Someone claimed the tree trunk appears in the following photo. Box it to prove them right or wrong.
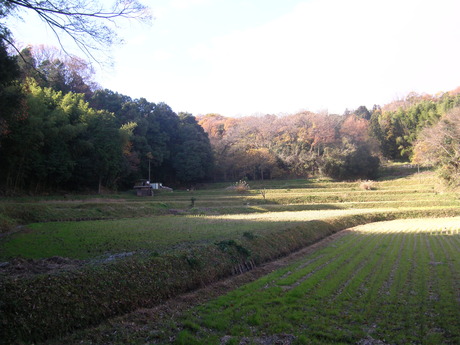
[98,176,102,194]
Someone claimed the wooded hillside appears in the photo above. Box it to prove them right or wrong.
[1,44,459,193]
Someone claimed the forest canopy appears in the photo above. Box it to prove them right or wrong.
[0,42,459,194]
[0,44,214,193]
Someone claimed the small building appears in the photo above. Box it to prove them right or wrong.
[133,180,155,196]
[150,182,163,189]
[133,180,171,196]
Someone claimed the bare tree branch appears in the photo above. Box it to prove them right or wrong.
[1,0,151,62]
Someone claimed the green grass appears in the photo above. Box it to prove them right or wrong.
[161,218,460,345]
[1,169,459,260]
[3,206,459,260]
[0,209,383,259]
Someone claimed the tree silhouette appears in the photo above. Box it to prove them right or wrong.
[1,0,150,61]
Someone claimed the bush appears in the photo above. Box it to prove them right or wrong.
[226,180,250,193]
[360,180,377,190]
[320,142,380,181]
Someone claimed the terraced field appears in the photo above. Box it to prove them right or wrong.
[0,208,425,260]
[1,168,460,344]
[1,170,459,262]
[167,217,460,345]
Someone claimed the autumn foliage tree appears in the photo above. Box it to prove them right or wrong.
[413,107,460,187]
[1,19,459,192]
[319,114,380,180]
[198,112,380,181]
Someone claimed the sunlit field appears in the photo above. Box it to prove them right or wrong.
[352,216,460,234]
[1,208,401,260]
[160,217,460,345]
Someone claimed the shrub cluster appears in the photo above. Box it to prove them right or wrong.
[321,141,380,181]
[360,180,377,190]
[226,180,250,193]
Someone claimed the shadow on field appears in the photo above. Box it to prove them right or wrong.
[246,203,344,212]
[377,165,431,181]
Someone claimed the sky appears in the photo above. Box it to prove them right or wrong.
[6,0,460,117]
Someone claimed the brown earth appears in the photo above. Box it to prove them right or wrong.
[0,256,84,278]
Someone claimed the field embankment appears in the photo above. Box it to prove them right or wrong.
[0,169,459,343]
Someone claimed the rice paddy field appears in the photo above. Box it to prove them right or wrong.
[1,170,459,262]
[1,166,460,344]
[166,217,460,345]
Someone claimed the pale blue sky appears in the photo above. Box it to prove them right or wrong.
[7,0,460,116]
